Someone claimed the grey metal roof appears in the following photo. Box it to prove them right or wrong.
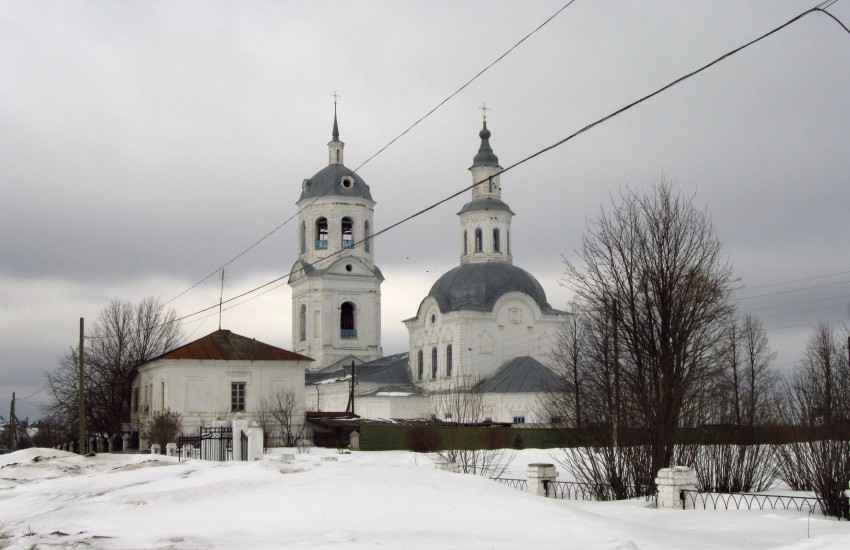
[471,122,499,167]
[299,164,373,201]
[426,262,556,314]
[479,356,561,393]
[306,352,411,385]
[458,198,514,215]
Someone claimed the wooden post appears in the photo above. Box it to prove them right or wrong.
[9,392,15,451]
[78,317,86,455]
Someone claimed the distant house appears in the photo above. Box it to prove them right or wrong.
[130,329,312,441]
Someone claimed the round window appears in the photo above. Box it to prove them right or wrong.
[430,313,436,325]
[341,176,354,189]
[345,264,353,272]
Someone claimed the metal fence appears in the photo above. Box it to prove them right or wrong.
[492,478,528,491]
[544,481,655,502]
[681,489,823,513]
[178,426,233,462]
[492,478,654,502]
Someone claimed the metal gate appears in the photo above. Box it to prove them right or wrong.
[178,426,233,462]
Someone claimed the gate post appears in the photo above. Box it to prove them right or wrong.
[232,416,249,461]
[655,466,696,509]
[246,421,264,460]
[527,463,557,497]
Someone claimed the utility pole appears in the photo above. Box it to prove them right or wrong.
[9,392,15,451]
[345,361,356,415]
[78,317,86,455]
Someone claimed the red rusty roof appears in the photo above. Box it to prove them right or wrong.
[154,329,313,362]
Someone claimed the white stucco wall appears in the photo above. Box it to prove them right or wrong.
[131,358,308,434]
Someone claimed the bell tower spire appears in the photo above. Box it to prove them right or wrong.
[328,91,344,165]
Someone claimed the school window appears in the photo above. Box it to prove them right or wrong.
[512,416,526,424]
[231,382,246,412]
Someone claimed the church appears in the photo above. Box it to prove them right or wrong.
[295,107,566,425]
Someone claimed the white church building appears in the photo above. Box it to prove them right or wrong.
[298,109,567,424]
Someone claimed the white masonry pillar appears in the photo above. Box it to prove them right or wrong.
[246,421,264,461]
[655,466,696,509]
[527,463,557,497]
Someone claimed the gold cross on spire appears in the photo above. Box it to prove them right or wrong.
[331,90,341,105]
[478,101,491,122]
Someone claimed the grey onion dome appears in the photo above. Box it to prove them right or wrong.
[472,121,499,167]
[299,164,373,201]
[426,262,555,314]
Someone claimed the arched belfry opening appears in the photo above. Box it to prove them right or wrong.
[340,301,356,339]
[316,217,328,249]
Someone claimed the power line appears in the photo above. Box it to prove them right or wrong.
[734,269,850,293]
[172,1,844,326]
[163,0,578,308]
[734,278,850,302]
[88,2,850,339]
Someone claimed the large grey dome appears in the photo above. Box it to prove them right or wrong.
[427,262,555,314]
[299,164,373,201]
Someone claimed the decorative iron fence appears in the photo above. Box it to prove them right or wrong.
[492,478,528,491]
[681,489,823,513]
[178,426,233,462]
[544,481,655,502]
[492,477,654,503]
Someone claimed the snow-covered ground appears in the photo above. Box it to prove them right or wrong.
[1,447,848,549]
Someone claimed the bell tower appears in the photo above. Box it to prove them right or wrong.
[288,103,383,370]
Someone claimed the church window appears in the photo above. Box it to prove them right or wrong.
[300,222,306,253]
[431,347,437,379]
[417,350,424,381]
[446,345,453,377]
[340,302,356,339]
[315,218,328,250]
[507,231,510,254]
[341,175,353,188]
[474,228,482,252]
[364,221,371,252]
[299,304,307,342]
[231,382,246,412]
[463,230,468,255]
[341,217,354,248]
[493,228,500,252]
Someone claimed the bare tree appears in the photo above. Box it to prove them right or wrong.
[44,297,182,438]
[776,323,850,518]
[432,376,515,477]
[564,181,735,483]
[257,388,305,447]
[142,409,182,451]
[717,314,779,426]
[542,304,586,427]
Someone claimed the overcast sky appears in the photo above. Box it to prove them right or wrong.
[2,1,849,422]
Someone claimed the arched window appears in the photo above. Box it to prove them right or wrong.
[431,347,438,379]
[417,350,424,381]
[446,345,453,377]
[507,231,511,254]
[463,230,468,255]
[299,304,307,342]
[340,302,356,339]
[300,222,306,253]
[364,220,371,252]
[315,217,328,250]
[474,228,483,252]
[341,217,354,249]
[493,228,500,252]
